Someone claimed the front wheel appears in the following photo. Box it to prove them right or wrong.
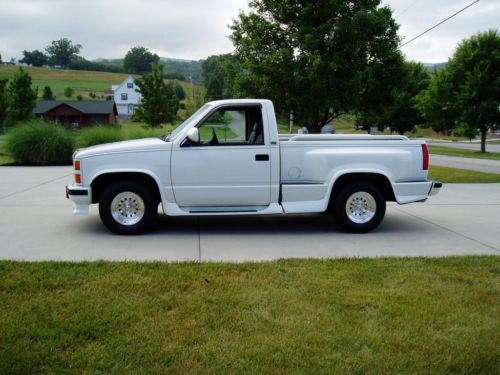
[333,183,386,233]
[99,180,157,235]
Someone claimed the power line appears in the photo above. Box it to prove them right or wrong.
[395,0,422,18]
[400,0,480,48]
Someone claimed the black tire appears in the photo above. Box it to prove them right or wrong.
[333,182,386,233]
[98,180,157,235]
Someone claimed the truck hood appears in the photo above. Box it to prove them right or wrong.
[75,138,171,158]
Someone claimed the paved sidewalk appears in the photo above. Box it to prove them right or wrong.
[0,166,498,262]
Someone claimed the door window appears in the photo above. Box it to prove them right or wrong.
[197,106,264,146]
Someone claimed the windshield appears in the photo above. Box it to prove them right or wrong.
[163,104,211,141]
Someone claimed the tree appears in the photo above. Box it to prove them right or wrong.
[8,68,37,122]
[19,50,48,67]
[450,30,500,152]
[123,47,159,74]
[0,79,9,128]
[230,0,403,132]
[416,68,459,136]
[64,87,74,98]
[383,61,430,135]
[172,82,186,101]
[201,54,238,100]
[42,86,55,100]
[133,63,179,127]
[45,38,82,68]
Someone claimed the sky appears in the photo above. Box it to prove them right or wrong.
[0,0,498,63]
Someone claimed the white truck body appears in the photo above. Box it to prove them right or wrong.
[67,99,441,234]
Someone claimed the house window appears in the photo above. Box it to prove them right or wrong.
[127,83,133,88]
[121,93,128,100]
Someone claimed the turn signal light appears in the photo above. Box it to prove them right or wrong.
[75,174,81,184]
[74,160,81,170]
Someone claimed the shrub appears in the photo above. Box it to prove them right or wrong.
[78,126,123,148]
[7,122,74,165]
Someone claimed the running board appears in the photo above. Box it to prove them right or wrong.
[163,202,284,216]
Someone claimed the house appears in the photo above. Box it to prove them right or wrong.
[108,75,141,119]
[33,100,118,126]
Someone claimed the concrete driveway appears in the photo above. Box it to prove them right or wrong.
[0,166,498,262]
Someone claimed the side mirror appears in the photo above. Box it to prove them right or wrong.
[186,128,199,143]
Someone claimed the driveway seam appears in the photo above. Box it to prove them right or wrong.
[392,206,500,253]
[0,173,72,200]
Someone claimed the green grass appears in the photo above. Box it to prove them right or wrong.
[429,165,500,183]
[0,257,498,373]
[0,65,195,100]
[429,146,500,160]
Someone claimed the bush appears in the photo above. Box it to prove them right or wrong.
[78,126,123,148]
[7,122,74,165]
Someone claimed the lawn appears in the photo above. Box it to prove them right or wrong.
[0,257,498,374]
[428,165,500,183]
[0,65,194,100]
[429,146,500,160]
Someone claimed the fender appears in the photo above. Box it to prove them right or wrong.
[89,168,172,211]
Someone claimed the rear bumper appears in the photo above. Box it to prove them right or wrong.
[66,185,92,214]
[393,180,442,204]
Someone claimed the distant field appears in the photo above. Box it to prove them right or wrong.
[0,65,194,100]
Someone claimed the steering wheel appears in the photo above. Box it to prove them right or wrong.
[209,127,219,145]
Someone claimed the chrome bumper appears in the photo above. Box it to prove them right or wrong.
[65,185,92,214]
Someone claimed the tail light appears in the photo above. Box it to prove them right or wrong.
[422,144,429,170]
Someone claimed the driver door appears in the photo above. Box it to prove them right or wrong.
[170,105,271,209]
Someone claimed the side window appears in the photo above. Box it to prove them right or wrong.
[121,93,128,100]
[197,106,264,146]
[127,82,133,88]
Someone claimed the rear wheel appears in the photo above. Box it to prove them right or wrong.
[334,183,386,233]
[99,180,157,235]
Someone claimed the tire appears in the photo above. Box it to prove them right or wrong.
[98,180,157,235]
[333,182,386,233]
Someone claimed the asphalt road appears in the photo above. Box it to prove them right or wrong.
[428,141,500,153]
[0,166,498,262]
[430,154,500,174]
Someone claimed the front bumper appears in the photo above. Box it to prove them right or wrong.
[66,185,92,214]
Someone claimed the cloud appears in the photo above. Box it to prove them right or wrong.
[0,0,497,62]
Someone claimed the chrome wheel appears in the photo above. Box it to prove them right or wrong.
[345,191,376,224]
[110,191,145,226]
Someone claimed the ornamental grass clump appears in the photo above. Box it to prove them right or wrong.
[77,125,123,148]
[7,122,74,165]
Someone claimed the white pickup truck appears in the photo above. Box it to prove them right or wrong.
[67,99,441,234]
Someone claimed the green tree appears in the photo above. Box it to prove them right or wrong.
[123,47,159,74]
[42,86,55,100]
[450,30,500,152]
[8,68,37,122]
[133,63,179,127]
[64,87,74,98]
[0,79,9,128]
[383,61,430,135]
[19,50,48,67]
[230,0,403,132]
[46,38,82,68]
[172,82,186,101]
[201,54,238,100]
[416,68,459,136]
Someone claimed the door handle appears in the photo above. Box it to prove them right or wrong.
[255,154,269,161]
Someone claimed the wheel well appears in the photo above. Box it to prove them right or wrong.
[91,172,162,204]
[329,173,395,209]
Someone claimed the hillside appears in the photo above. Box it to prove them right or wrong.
[0,65,195,100]
[96,57,203,84]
